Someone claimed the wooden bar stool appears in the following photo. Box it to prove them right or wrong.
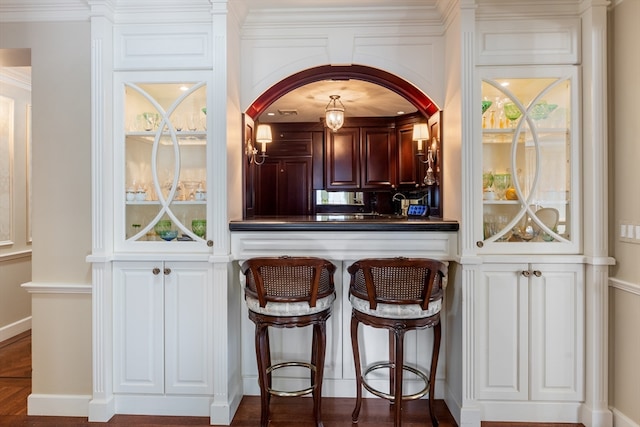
[242,256,336,427]
[347,257,447,427]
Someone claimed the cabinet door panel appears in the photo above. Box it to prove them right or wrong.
[255,161,280,215]
[361,127,396,188]
[326,127,360,189]
[165,262,213,394]
[530,263,584,401]
[397,124,420,186]
[114,262,164,394]
[475,264,528,400]
[280,158,312,215]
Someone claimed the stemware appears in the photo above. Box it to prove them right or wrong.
[503,102,522,128]
[492,173,511,199]
[481,100,492,115]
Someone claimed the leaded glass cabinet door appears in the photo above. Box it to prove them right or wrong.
[478,67,580,254]
[115,72,211,251]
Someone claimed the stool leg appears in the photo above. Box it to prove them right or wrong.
[350,312,363,422]
[312,322,327,427]
[393,328,406,427]
[389,330,396,403]
[428,321,441,427]
[255,322,271,427]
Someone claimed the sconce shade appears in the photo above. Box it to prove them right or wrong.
[255,124,273,152]
[412,123,429,152]
[325,95,345,132]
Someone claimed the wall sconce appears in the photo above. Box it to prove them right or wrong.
[325,95,345,132]
[247,124,272,165]
[413,123,437,185]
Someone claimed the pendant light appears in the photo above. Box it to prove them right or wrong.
[325,95,345,132]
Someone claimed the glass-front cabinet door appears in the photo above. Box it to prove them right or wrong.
[114,72,211,251]
[478,67,579,253]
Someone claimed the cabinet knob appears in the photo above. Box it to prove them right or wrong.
[207,240,214,247]
[164,268,171,275]
[152,267,161,275]
[522,270,531,277]
[476,241,484,248]
[533,270,542,277]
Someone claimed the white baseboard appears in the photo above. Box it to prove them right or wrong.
[612,408,640,427]
[88,396,115,422]
[210,392,243,425]
[27,394,91,417]
[0,316,31,343]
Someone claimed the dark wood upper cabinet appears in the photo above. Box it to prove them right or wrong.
[325,127,360,189]
[360,126,397,189]
[325,118,397,190]
[396,116,424,188]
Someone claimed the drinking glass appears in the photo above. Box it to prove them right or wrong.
[503,102,522,128]
[492,173,511,199]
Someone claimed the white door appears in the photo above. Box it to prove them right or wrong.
[164,262,214,395]
[114,261,165,394]
[475,263,529,400]
[529,263,584,401]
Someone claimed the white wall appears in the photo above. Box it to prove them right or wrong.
[0,64,32,341]
[609,1,640,425]
[0,21,93,401]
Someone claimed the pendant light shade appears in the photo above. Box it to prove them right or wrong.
[325,95,345,132]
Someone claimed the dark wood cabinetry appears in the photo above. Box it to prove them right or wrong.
[325,127,360,189]
[325,119,397,190]
[361,126,397,189]
[252,123,322,216]
[396,120,422,187]
[255,158,312,215]
[244,115,442,218]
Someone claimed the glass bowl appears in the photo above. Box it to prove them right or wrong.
[159,230,178,241]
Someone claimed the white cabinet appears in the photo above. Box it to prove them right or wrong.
[114,261,213,396]
[114,71,213,252]
[477,66,580,254]
[475,263,584,402]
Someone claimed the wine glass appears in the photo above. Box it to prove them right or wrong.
[492,173,511,199]
[503,102,522,128]
[481,100,492,115]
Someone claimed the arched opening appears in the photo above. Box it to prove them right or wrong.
[243,64,442,219]
[245,64,440,120]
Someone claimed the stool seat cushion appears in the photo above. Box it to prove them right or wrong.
[246,292,336,316]
[349,294,441,319]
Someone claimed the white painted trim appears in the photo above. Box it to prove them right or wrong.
[21,281,92,294]
[0,316,31,343]
[87,396,115,423]
[0,249,31,262]
[210,392,243,426]
[612,407,640,427]
[27,394,91,417]
[609,277,640,297]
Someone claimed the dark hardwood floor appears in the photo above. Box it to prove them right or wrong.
[0,332,584,427]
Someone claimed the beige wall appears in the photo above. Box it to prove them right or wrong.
[0,62,32,339]
[0,21,93,395]
[609,0,640,424]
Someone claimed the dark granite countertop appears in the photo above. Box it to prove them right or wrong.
[229,214,459,232]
